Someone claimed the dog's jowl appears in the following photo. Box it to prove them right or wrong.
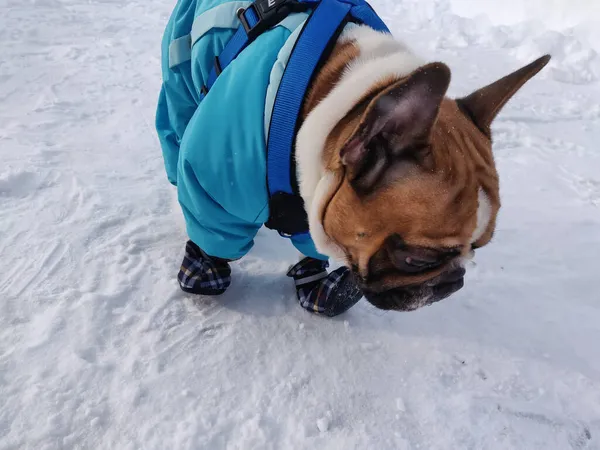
[156,0,550,315]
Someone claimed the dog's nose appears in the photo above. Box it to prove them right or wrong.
[361,266,467,311]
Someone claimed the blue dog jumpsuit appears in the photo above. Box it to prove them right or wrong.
[155,0,325,261]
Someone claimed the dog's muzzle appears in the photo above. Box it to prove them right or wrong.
[361,266,466,311]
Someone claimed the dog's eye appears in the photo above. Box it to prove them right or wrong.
[388,247,442,274]
[405,257,435,268]
[385,235,461,275]
[398,256,441,274]
[389,246,460,275]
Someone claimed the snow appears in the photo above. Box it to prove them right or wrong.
[1,0,600,449]
[316,413,332,433]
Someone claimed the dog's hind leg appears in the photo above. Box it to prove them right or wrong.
[177,241,232,296]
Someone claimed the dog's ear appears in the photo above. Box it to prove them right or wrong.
[457,55,551,137]
[340,62,451,194]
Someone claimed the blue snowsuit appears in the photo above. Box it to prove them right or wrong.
[155,0,326,260]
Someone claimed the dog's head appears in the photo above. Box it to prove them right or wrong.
[306,55,550,311]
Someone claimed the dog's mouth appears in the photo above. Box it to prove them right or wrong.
[360,266,466,311]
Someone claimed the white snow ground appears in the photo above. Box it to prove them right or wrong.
[1,0,600,448]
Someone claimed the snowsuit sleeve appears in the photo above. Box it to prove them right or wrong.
[176,147,262,261]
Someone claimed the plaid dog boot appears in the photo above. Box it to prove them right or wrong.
[178,241,232,295]
[287,257,363,317]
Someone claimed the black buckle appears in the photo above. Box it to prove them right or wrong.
[237,0,309,40]
[265,191,309,236]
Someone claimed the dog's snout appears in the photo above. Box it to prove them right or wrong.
[440,267,466,283]
[362,266,466,311]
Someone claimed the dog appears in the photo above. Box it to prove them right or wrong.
[156,0,550,315]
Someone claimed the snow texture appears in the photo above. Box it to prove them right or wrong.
[1,0,600,449]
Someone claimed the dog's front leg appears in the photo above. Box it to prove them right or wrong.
[287,258,363,317]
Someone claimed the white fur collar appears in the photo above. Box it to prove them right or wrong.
[295,26,424,261]
[472,188,492,243]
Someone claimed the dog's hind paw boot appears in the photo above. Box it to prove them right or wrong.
[287,257,363,317]
[178,240,231,296]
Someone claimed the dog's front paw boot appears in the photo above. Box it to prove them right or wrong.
[178,241,231,296]
[287,257,363,317]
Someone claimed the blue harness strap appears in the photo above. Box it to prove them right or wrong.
[266,0,389,237]
[201,0,389,237]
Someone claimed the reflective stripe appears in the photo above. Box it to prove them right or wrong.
[169,1,251,69]
[294,271,328,287]
[190,1,252,47]
[276,11,309,33]
[168,34,192,69]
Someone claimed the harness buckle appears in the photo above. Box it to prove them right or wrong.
[237,0,309,39]
[265,191,310,237]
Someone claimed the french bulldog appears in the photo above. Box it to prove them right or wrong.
[157,5,550,315]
